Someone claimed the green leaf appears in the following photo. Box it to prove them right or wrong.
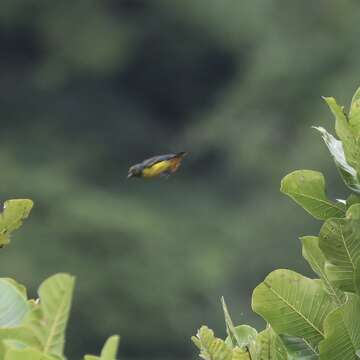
[254,326,287,360]
[319,204,360,292]
[322,97,352,145]
[349,86,360,130]
[4,348,56,360]
[0,199,33,247]
[222,297,257,352]
[322,96,360,174]
[313,126,360,194]
[100,336,120,360]
[84,336,120,360]
[24,273,75,356]
[252,269,335,351]
[192,326,250,360]
[280,334,318,359]
[301,236,346,305]
[280,170,345,220]
[319,294,360,360]
[225,326,257,351]
[222,297,239,347]
[0,278,30,327]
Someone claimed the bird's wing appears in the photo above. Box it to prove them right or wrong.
[141,153,178,168]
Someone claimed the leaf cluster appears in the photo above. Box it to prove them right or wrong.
[193,87,360,359]
[0,200,120,359]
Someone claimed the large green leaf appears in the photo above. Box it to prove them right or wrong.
[313,126,360,194]
[280,170,345,220]
[0,199,33,247]
[280,334,318,360]
[192,326,250,360]
[84,336,120,360]
[301,236,345,305]
[252,269,335,351]
[254,326,287,360]
[319,204,360,292]
[0,279,30,327]
[319,294,360,360]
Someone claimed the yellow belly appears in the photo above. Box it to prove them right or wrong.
[142,161,172,178]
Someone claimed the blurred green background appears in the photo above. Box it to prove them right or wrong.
[1,0,360,359]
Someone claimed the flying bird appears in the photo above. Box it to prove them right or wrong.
[127,152,187,179]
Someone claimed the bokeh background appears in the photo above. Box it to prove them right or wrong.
[1,1,360,359]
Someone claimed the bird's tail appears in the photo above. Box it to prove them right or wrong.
[176,151,188,157]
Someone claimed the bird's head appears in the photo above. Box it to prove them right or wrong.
[127,164,142,178]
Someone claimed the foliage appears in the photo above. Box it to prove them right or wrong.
[193,87,360,359]
[192,326,251,360]
[0,200,33,248]
[0,200,120,359]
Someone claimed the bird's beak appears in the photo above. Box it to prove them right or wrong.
[127,172,133,178]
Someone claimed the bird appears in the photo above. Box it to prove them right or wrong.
[127,152,187,179]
